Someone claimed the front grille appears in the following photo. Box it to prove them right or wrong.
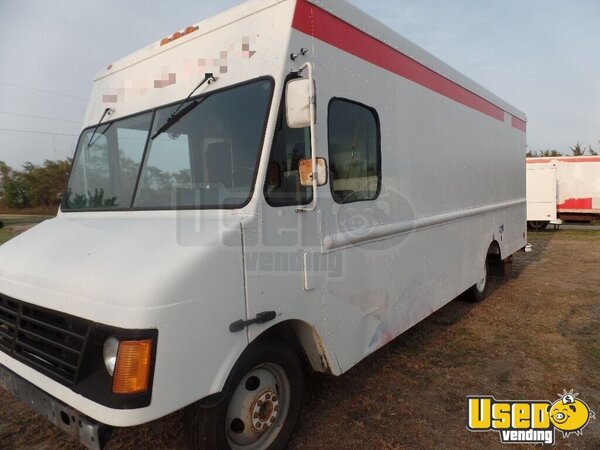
[0,293,91,385]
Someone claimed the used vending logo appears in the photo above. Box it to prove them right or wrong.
[467,390,595,444]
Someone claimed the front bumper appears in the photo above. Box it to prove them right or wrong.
[0,363,112,450]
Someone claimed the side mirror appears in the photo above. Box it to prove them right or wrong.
[285,78,312,129]
[299,158,328,187]
[0,221,3,229]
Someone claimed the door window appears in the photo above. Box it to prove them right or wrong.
[328,99,381,203]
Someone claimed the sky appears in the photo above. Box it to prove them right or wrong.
[0,0,598,169]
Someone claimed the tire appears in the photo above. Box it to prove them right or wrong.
[465,257,490,303]
[527,220,549,231]
[184,340,304,450]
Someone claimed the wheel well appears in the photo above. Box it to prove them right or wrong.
[487,240,502,263]
[252,320,333,375]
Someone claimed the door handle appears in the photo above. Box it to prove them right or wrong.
[229,311,277,333]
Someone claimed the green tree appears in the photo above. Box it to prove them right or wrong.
[0,159,71,210]
[24,160,71,207]
[0,161,12,202]
[526,149,562,158]
[569,141,586,156]
[2,171,29,209]
[539,149,563,157]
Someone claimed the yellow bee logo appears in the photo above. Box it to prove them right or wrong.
[549,390,595,438]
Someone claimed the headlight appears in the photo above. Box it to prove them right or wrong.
[103,336,120,376]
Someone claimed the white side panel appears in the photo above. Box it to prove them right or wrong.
[554,159,600,213]
[526,166,557,221]
[313,35,526,370]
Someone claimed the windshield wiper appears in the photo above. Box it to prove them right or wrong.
[151,72,217,140]
[151,98,203,140]
[87,107,113,147]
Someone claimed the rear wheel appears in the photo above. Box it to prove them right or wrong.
[466,257,489,302]
[527,220,549,231]
[184,340,303,450]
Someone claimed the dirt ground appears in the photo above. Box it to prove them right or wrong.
[1,230,599,450]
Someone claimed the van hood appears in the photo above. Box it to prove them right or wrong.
[0,213,245,325]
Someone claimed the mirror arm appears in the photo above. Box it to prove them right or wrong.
[296,61,319,213]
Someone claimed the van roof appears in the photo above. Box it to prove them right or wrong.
[95,0,286,82]
[96,0,526,121]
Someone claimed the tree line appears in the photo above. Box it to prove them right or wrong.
[0,159,71,212]
[526,141,599,158]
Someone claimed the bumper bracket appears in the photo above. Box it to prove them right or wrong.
[0,364,113,450]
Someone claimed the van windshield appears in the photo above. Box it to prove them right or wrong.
[63,79,273,211]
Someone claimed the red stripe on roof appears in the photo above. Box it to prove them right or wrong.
[512,116,526,132]
[560,157,600,163]
[527,157,600,164]
[292,0,520,127]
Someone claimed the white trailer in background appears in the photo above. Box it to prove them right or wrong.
[0,0,527,448]
[526,156,600,228]
[526,164,558,230]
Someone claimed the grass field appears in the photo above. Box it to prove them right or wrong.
[0,214,53,244]
[0,228,18,245]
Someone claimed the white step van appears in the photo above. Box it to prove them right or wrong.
[526,163,558,230]
[0,0,527,448]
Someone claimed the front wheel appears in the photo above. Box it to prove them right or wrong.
[184,340,304,450]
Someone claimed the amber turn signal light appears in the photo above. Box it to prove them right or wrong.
[112,339,152,394]
[160,25,199,46]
